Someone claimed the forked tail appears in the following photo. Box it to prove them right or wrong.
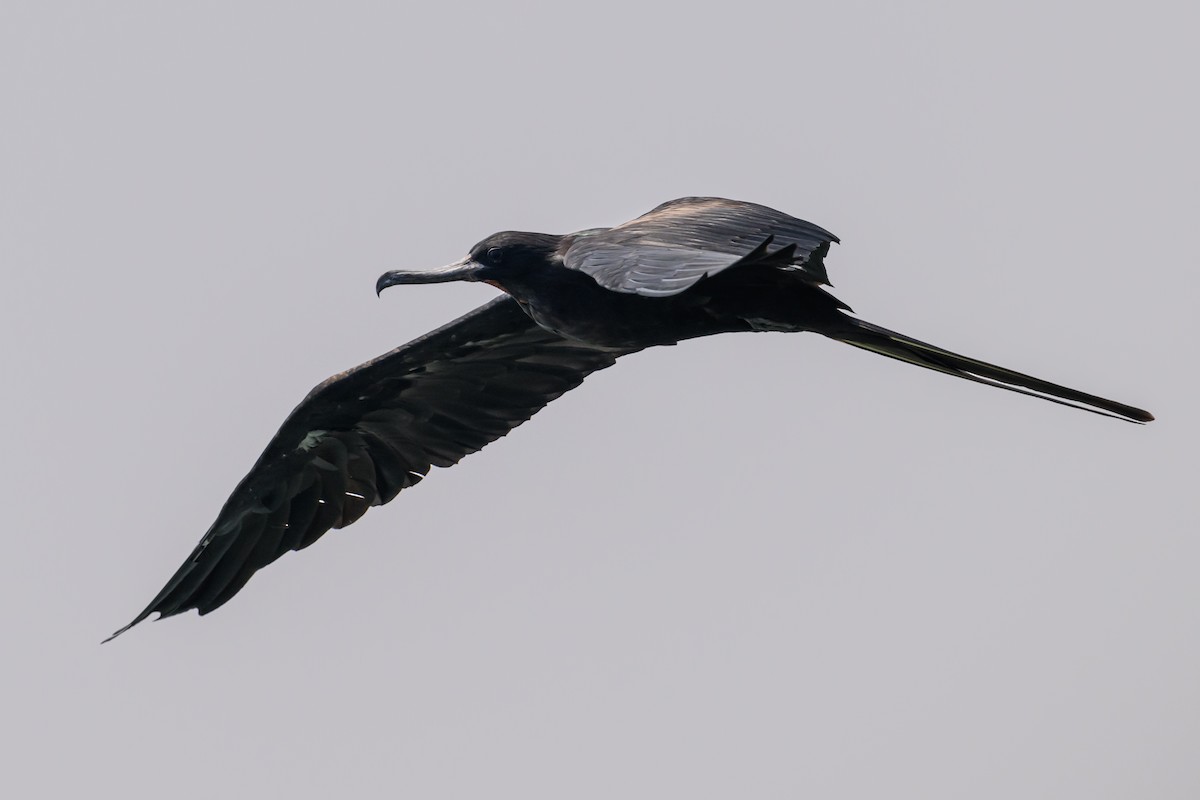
[827,318,1154,423]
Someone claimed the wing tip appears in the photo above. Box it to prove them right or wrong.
[102,611,156,643]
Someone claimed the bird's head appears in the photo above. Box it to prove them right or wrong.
[376,231,563,296]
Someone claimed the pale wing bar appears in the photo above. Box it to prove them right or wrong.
[564,197,839,296]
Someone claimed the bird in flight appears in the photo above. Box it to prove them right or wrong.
[107,197,1153,640]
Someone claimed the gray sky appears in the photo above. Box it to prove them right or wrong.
[3,2,1197,798]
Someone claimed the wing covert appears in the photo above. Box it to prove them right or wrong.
[563,197,839,297]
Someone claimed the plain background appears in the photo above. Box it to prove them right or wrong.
[3,2,1197,797]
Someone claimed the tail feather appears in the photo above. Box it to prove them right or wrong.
[829,318,1154,423]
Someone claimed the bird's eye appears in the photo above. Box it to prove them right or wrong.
[486,247,504,264]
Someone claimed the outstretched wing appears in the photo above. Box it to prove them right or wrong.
[563,197,839,297]
[108,297,632,639]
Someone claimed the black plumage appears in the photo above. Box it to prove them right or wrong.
[108,197,1152,640]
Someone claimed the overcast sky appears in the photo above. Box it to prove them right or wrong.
[3,2,1197,798]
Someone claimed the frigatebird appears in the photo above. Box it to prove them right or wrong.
[107,197,1153,640]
